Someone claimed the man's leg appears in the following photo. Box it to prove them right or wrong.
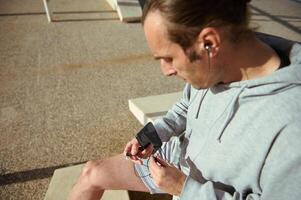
[68,154,149,200]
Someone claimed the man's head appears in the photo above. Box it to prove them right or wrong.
[142,0,253,89]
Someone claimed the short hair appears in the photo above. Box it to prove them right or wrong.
[142,0,253,51]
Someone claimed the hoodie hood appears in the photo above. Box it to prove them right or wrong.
[227,41,301,89]
[207,35,301,142]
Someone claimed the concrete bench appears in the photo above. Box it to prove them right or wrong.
[106,0,142,22]
[128,91,182,125]
[44,164,130,200]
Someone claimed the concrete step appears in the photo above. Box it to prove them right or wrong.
[44,164,130,200]
[128,92,182,125]
[106,0,142,22]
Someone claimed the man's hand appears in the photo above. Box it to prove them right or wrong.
[123,138,153,164]
[149,155,186,196]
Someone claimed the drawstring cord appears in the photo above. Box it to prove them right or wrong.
[216,85,247,142]
[195,89,209,119]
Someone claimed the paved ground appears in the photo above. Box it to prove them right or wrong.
[0,0,300,199]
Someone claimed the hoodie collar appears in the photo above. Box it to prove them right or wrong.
[207,38,301,142]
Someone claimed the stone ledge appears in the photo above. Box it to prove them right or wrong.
[44,164,130,200]
[128,92,182,125]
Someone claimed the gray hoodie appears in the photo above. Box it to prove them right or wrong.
[153,34,301,200]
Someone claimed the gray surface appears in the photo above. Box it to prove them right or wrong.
[0,0,300,199]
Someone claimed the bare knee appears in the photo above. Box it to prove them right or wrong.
[79,160,107,190]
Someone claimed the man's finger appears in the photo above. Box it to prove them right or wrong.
[125,154,143,164]
[131,143,140,156]
[138,145,153,158]
[153,155,169,167]
[145,144,154,154]
[131,157,143,165]
[149,156,165,174]
[123,142,132,156]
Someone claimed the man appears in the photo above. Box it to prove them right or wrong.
[68,0,301,199]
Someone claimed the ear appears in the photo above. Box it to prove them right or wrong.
[196,27,221,57]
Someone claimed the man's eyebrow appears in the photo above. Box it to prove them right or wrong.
[153,55,170,60]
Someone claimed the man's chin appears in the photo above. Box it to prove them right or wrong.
[191,85,202,90]
[190,83,210,90]
[180,79,208,89]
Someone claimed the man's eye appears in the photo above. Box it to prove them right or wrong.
[164,58,173,63]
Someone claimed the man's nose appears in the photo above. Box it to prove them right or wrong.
[160,60,176,76]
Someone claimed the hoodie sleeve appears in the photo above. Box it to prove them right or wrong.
[179,121,301,200]
[153,84,191,142]
[180,178,240,200]
[258,121,301,200]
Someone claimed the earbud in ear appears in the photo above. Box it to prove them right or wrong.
[204,43,212,52]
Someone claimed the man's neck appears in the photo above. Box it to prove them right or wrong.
[222,35,281,83]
